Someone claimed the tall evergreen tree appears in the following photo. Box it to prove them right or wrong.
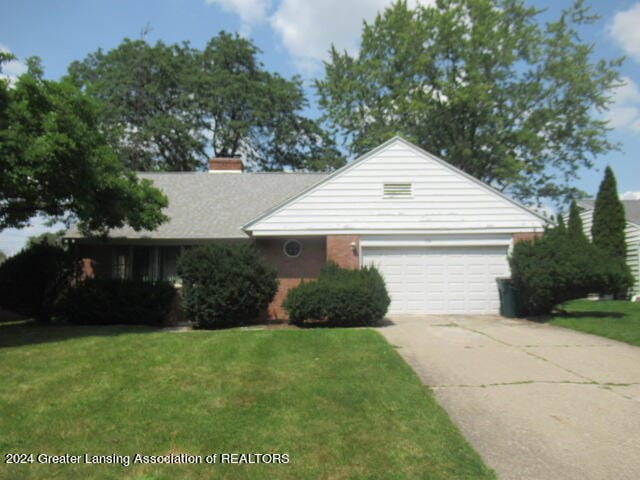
[567,201,588,244]
[592,167,626,260]
[555,215,567,235]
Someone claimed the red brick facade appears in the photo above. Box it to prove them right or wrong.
[326,235,360,269]
[75,235,361,322]
[256,237,327,319]
[208,158,243,172]
[512,232,543,243]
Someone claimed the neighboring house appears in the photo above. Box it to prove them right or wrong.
[575,199,640,300]
[66,137,547,318]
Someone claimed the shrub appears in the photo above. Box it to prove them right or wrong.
[55,279,176,325]
[0,242,78,322]
[177,243,278,328]
[510,225,633,316]
[283,262,390,327]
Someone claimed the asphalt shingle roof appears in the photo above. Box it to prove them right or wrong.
[66,172,328,239]
[579,199,640,225]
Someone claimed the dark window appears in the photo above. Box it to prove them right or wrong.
[132,246,153,281]
[160,246,181,282]
[283,239,302,258]
[112,247,130,279]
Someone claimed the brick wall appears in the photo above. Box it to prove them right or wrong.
[76,244,113,278]
[326,235,360,269]
[256,237,326,319]
[512,232,544,243]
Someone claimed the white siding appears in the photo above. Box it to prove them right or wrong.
[248,140,546,235]
[571,208,640,298]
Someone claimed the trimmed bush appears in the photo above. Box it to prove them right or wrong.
[510,225,633,316]
[177,243,278,328]
[55,279,176,325]
[0,242,78,322]
[283,262,390,327]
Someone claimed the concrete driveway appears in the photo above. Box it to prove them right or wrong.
[378,315,640,480]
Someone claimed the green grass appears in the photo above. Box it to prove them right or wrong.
[0,322,494,480]
[550,299,640,346]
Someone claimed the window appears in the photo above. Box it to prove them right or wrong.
[132,246,153,281]
[383,183,412,198]
[159,246,181,283]
[283,239,302,258]
[112,248,129,279]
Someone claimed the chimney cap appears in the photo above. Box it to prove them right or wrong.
[209,157,244,173]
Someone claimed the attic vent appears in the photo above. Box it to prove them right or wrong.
[383,183,412,198]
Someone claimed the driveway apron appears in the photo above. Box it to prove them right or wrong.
[378,315,640,480]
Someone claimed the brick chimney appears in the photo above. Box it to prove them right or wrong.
[208,157,244,173]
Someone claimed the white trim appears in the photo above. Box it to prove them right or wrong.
[243,136,549,232]
[250,227,541,237]
[360,239,512,248]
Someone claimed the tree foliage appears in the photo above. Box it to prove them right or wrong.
[68,32,345,172]
[510,222,633,315]
[27,229,67,248]
[592,166,626,260]
[0,58,168,234]
[56,279,176,325]
[316,0,622,203]
[567,200,588,245]
[177,243,278,328]
[0,243,79,322]
[283,263,390,327]
[68,39,204,171]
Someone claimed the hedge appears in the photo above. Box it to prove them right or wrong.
[283,262,390,327]
[177,243,278,328]
[55,278,177,325]
[510,225,633,316]
[0,242,78,322]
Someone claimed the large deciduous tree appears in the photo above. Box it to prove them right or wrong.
[316,0,622,204]
[68,33,344,172]
[0,56,168,235]
[68,39,204,171]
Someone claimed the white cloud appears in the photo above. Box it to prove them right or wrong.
[610,2,640,62]
[621,191,640,200]
[269,0,433,73]
[206,0,434,71]
[270,0,383,71]
[0,43,27,82]
[606,76,640,134]
[206,0,272,34]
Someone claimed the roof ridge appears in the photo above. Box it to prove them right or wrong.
[135,171,329,175]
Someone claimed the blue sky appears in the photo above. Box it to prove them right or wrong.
[1,0,640,254]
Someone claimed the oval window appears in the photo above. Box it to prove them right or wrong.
[283,239,302,258]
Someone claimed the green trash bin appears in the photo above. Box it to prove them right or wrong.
[497,278,521,318]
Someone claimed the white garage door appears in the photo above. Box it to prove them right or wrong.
[362,246,510,314]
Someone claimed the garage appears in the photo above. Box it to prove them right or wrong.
[362,245,510,315]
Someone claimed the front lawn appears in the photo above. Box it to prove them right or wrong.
[0,322,493,480]
[551,299,640,346]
